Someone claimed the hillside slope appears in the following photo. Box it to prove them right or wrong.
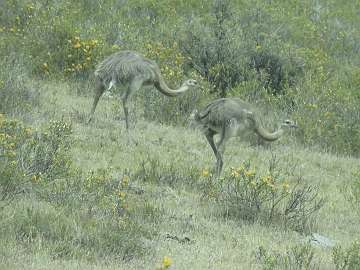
[1,81,359,270]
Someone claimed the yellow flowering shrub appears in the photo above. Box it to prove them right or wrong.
[63,36,102,76]
[221,161,324,232]
[0,115,31,207]
[0,116,74,209]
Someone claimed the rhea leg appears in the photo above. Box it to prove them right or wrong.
[217,119,238,153]
[205,129,223,177]
[88,79,105,123]
[121,76,144,130]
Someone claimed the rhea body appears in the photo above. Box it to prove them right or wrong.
[191,98,297,176]
[88,50,198,129]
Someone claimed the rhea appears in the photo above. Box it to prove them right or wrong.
[190,98,297,176]
[88,50,198,129]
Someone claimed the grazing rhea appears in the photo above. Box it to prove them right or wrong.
[88,50,198,129]
[190,98,297,176]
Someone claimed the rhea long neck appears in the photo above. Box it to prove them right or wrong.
[154,72,190,97]
[250,115,284,141]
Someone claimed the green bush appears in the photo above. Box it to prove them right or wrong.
[332,241,360,270]
[255,244,320,270]
[218,160,324,233]
[0,114,32,208]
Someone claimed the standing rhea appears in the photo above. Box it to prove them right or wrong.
[190,98,297,176]
[87,50,198,129]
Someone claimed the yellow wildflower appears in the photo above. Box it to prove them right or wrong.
[261,175,272,183]
[231,169,240,178]
[201,169,210,177]
[162,256,172,269]
[112,44,120,50]
[122,175,130,186]
[118,191,126,198]
[245,170,255,177]
[73,42,81,49]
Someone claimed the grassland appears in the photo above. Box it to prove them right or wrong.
[1,0,360,269]
[1,79,359,270]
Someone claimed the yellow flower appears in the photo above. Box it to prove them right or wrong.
[237,165,244,172]
[118,191,126,198]
[282,180,290,191]
[162,256,172,268]
[245,170,255,177]
[42,62,48,69]
[122,175,130,186]
[201,169,210,177]
[261,175,272,183]
[73,42,81,48]
[112,44,120,50]
[231,169,240,178]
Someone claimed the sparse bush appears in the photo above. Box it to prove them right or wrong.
[0,116,73,209]
[0,114,32,208]
[255,244,320,270]
[219,159,324,232]
[332,241,360,270]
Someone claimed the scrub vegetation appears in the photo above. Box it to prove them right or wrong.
[0,0,359,269]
